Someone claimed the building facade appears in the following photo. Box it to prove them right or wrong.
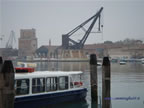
[18,28,37,58]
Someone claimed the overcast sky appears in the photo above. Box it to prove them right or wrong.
[1,0,144,48]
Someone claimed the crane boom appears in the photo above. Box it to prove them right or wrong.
[62,7,103,49]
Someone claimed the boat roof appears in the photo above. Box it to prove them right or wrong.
[15,71,83,79]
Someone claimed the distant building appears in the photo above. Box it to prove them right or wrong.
[35,45,59,58]
[35,44,105,59]
[18,28,37,57]
[84,44,105,58]
[0,48,18,59]
[35,43,144,60]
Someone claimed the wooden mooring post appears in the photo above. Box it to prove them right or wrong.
[0,57,15,108]
[102,57,111,108]
[90,54,98,105]
[0,57,3,108]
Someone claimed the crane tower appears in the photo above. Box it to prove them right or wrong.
[6,30,16,49]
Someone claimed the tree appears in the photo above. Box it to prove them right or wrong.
[104,41,113,44]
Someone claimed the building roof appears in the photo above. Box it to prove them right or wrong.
[84,44,122,49]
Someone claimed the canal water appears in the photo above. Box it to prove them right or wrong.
[21,62,144,108]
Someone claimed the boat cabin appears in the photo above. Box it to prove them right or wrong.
[15,71,84,97]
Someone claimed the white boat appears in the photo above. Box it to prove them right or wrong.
[97,62,102,66]
[14,68,87,108]
[119,61,126,65]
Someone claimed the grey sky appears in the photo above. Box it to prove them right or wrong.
[1,0,144,48]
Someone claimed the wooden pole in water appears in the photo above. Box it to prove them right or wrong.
[90,54,98,104]
[0,57,3,72]
[0,60,15,108]
[0,57,4,108]
[0,57,3,67]
[102,57,111,108]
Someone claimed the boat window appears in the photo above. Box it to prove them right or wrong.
[72,74,83,88]
[46,77,58,92]
[32,78,45,93]
[15,79,29,96]
[70,77,74,88]
[59,76,68,90]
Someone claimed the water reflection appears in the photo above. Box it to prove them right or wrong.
[36,62,89,71]
[42,100,89,108]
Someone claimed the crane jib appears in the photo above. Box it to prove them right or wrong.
[62,7,103,49]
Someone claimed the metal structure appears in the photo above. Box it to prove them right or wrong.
[6,30,16,48]
[62,7,103,49]
[0,35,4,47]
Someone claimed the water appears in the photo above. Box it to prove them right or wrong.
[18,61,144,108]
[111,63,144,108]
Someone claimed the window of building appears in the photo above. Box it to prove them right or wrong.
[59,76,69,90]
[15,79,29,96]
[32,78,45,93]
[46,77,58,92]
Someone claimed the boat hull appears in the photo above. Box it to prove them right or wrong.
[14,88,87,108]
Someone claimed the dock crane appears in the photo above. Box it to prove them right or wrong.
[62,7,103,49]
[6,30,16,49]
